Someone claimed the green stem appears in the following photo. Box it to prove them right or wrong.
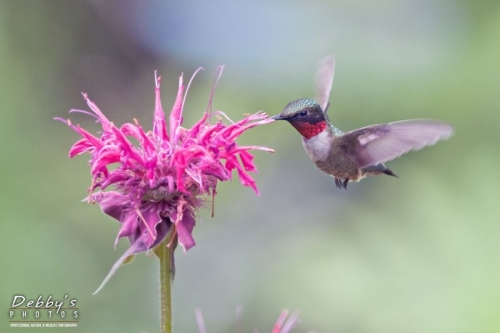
[159,236,175,333]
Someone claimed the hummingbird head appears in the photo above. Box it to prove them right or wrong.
[272,98,328,139]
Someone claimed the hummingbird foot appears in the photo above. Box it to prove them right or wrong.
[334,178,349,190]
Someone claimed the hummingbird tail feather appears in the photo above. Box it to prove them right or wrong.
[383,168,398,178]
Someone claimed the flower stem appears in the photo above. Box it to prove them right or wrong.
[158,235,175,333]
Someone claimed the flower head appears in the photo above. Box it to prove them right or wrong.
[57,68,273,293]
[272,310,301,333]
[195,309,303,333]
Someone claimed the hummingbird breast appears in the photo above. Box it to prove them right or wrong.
[301,129,333,162]
[302,127,361,181]
[303,131,361,181]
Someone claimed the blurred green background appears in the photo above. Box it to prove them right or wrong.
[1,0,499,332]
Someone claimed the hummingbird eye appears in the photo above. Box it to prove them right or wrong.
[298,110,308,118]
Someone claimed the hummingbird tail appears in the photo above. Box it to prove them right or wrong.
[383,168,398,178]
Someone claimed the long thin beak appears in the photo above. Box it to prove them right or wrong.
[271,114,284,120]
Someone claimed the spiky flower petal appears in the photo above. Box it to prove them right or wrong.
[195,309,303,333]
[57,68,273,292]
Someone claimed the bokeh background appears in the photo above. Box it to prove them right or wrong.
[1,0,499,332]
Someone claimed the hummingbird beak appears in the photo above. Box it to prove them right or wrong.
[270,114,285,121]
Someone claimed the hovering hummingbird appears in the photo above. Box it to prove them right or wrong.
[272,55,454,189]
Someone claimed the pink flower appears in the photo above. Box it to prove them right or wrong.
[196,309,303,333]
[57,68,273,293]
[272,310,301,333]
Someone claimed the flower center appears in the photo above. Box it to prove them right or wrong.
[143,185,177,202]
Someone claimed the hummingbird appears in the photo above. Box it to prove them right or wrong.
[271,55,454,189]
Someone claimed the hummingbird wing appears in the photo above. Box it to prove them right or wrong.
[314,54,335,114]
[342,120,454,168]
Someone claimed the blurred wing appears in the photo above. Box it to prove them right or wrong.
[314,54,335,113]
[344,120,454,168]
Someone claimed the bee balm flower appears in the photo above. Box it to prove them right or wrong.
[57,68,273,292]
[196,309,302,333]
